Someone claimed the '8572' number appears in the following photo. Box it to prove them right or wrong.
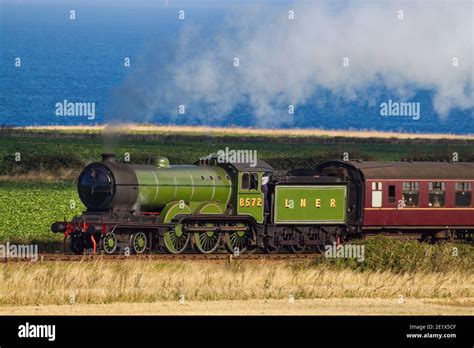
[239,197,262,207]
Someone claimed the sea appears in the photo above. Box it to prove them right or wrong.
[0,1,472,134]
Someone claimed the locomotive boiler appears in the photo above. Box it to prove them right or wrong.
[77,153,232,212]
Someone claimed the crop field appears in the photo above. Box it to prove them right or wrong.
[1,127,474,181]
[0,181,83,245]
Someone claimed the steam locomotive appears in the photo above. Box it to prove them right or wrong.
[52,154,474,254]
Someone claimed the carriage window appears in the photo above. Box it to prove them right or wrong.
[402,182,419,207]
[429,182,445,207]
[455,182,472,207]
[388,185,396,203]
[371,181,382,207]
[249,173,259,191]
[372,182,382,190]
[241,173,250,190]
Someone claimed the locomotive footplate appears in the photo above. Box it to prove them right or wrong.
[183,225,249,232]
[173,214,259,233]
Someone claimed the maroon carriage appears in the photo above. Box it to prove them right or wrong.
[318,161,474,240]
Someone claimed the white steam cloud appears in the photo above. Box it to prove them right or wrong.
[108,0,474,127]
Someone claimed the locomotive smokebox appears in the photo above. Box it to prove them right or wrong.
[77,156,139,211]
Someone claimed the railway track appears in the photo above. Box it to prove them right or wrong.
[0,252,320,263]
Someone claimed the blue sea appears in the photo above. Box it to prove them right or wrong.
[0,1,473,134]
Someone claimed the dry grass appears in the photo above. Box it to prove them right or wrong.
[21,124,474,140]
[0,169,75,182]
[0,260,472,307]
[321,236,474,273]
[1,298,472,316]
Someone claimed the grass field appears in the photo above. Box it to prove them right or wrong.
[0,259,471,310]
[2,126,474,180]
[0,235,471,315]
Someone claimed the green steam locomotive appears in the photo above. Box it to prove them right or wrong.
[52,153,350,254]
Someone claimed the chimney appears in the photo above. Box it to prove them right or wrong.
[101,153,116,162]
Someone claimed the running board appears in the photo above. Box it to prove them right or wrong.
[183,226,249,232]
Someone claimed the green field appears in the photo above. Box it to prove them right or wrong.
[2,128,474,178]
[0,181,84,245]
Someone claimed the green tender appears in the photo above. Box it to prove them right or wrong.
[274,185,347,224]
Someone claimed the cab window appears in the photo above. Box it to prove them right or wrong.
[241,172,259,191]
[241,173,250,190]
[249,173,259,190]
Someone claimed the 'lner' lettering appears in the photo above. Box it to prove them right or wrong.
[285,197,338,208]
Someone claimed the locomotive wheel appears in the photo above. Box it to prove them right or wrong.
[264,231,281,254]
[290,230,307,254]
[102,232,117,254]
[264,242,280,254]
[290,244,307,254]
[316,245,327,253]
[164,224,190,254]
[192,202,224,254]
[225,223,249,254]
[316,234,338,253]
[130,232,147,254]
[194,223,221,254]
[162,201,192,253]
